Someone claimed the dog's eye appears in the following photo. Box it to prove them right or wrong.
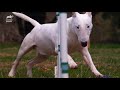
[76,25,80,29]
[77,26,79,29]
[87,25,90,28]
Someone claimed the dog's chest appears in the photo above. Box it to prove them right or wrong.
[67,33,79,53]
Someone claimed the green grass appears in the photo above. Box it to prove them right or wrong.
[0,42,120,78]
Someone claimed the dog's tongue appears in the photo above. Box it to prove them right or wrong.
[81,42,87,47]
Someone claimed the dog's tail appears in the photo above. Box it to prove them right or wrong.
[12,12,40,27]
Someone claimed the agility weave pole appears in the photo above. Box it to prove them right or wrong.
[55,12,69,78]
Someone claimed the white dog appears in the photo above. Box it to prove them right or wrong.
[8,12,104,78]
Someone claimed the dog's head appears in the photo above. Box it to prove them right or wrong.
[71,12,93,47]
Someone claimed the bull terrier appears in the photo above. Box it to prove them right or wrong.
[8,12,104,78]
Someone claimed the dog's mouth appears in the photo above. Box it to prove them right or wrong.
[81,42,87,47]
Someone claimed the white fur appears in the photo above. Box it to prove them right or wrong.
[8,12,103,78]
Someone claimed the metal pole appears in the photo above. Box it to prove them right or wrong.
[55,12,69,78]
[59,12,68,78]
[56,12,61,78]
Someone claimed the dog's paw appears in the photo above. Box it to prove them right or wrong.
[27,71,33,78]
[8,70,16,77]
[96,75,110,78]
[100,75,110,78]
[8,72,15,77]
[69,62,78,69]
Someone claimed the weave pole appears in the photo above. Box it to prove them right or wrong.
[55,12,69,78]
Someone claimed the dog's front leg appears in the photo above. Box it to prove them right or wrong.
[80,47,103,77]
[67,55,78,69]
[55,45,77,69]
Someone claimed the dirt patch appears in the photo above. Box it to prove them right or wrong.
[0,61,26,68]
[0,62,11,67]
[35,60,56,71]
[0,53,16,57]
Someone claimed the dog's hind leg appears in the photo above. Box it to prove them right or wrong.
[8,35,35,77]
[26,54,48,77]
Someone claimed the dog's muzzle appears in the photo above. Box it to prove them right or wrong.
[81,42,87,47]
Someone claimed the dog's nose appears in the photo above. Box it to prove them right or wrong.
[81,42,87,47]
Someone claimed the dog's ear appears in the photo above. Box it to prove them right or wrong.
[72,12,77,17]
[86,12,92,17]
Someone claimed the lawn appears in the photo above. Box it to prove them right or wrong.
[0,42,120,78]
